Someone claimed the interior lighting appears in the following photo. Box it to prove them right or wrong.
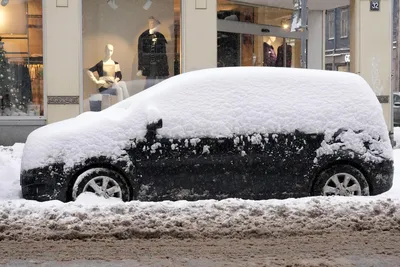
[107,0,118,9]
[282,19,290,30]
[143,0,152,10]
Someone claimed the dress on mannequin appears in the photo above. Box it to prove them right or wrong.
[137,17,169,89]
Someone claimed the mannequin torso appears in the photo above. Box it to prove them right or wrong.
[87,44,122,90]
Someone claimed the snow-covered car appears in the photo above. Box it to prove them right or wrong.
[20,67,394,202]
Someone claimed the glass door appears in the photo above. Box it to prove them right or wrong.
[218,32,301,68]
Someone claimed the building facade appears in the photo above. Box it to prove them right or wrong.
[0,0,394,145]
[325,5,351,72]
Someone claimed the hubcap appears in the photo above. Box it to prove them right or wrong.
[323,173,362,196]
[80,176,122,199]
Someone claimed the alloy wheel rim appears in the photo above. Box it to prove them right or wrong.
[323,173,362,196]
[79,176,123,199]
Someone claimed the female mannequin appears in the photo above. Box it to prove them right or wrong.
[87,44,129,102]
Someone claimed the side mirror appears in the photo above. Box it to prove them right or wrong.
[145,118,163,140]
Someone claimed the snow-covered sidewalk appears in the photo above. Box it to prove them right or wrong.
[0,143,399,240]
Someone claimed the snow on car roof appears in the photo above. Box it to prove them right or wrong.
[21,67,392,171]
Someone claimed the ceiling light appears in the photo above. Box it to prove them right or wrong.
[282,19,290,30]
[107,0,118,9]
[1,0,9,7]
[143,0,152,10]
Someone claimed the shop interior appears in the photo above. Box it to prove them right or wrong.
[217,0,301,68]
[82,0,181,112]
[0,0,43,117]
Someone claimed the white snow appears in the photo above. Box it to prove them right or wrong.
[0,139,399,240]
[21,67,391,172]
[0,143,24,200]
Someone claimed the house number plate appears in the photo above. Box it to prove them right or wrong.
[370,0,380,11]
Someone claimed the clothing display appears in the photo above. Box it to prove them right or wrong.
[0,63,34,116]
[138,29,169,87]
[263,42,277,67]
[28,63,44,116]
[275,44,292,67]
[88,60,122,91]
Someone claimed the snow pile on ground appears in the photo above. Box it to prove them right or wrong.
[0,194,399,241]
[21,67,391,172]
[0,144,23,200]
[0,142,399,241]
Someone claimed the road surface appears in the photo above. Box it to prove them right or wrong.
[0,230,399,266]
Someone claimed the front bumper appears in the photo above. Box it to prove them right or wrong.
[369,159,394,195]
[20,164,69,202]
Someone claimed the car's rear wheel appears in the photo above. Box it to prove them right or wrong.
[312,165,370,196]
[71,167,131,201]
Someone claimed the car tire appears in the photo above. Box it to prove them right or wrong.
[71,167,131,201]
[312,165,370,196]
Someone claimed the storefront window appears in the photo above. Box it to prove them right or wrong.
[0,0,43,117]
[217,0,293,27]
[218,33,301,68]
[217,0,301,69]
[82,0,181,112]
[337,65,349,72]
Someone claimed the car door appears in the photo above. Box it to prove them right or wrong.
[233,132,316,199]
[129,122,239,201]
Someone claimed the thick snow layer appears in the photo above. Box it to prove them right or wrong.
[0,142,399,240]
[0,144,23,200]
[21,67,392,171]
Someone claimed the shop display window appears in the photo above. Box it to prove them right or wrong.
[0,0,43,117]
[217,0,301,69]
[82,0,181,112]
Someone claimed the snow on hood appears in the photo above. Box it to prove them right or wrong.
[21,67,392,171]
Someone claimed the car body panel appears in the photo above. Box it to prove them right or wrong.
[21,131,393,202]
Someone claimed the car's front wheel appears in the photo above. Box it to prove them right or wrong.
[312,165,370,196]
[71,167,131,201]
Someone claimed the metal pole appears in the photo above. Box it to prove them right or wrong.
[300,0,308,68]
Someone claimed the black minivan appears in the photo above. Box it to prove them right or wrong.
[20,67,394,202]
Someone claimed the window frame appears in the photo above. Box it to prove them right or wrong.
[340,8,349,38]
[327,11,335,40]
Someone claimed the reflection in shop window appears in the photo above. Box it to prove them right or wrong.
[217,0,301,69]
[83,0,181,112]
[0,0,43,117]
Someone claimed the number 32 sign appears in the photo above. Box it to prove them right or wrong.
[370,0,380,11]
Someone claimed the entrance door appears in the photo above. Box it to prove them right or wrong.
[218,32,301,68]
[217,14,304,69]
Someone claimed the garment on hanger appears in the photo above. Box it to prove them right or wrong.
[263,42,277,67]
[275,44,292,67]
[28,63,44,114]
[9,63,32,105]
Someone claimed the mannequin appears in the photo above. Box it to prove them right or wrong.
[263,37,277,67]
[275,43,292,67]
[137,16,169,89]
[87,44,129,104]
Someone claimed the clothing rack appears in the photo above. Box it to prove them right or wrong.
[7,55,43,65]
